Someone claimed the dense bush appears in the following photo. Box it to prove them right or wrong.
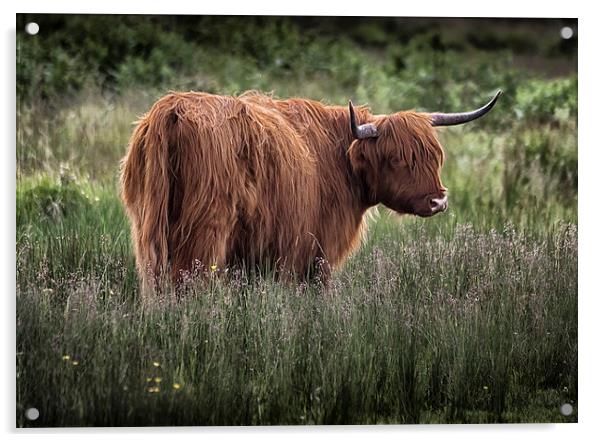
[17,170,92,224]
[515,76,577,124]
[17,15,576,103]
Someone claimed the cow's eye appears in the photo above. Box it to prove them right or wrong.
[390,157,402,167]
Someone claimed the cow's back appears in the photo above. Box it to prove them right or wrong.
[156,92,321,276]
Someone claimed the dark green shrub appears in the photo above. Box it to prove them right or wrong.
[515,76,577,125]
[17,171,92,224]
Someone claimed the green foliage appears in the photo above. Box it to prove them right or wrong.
[516,76,578,124]
[17,169,91,223]
[17,15,576,104]
[18,15,170,100]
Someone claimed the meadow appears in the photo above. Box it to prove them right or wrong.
[16,16,577,426]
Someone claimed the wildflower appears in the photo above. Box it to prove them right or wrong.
[94,196,100,202]
[172,383,181,390]
[483,386,489,390]
[62,355,71,361]
[72,360,79,366]
[210,264,218,272]
[146,377,152,382]
[147,386,160,393]
[153,361,160,367]
[154,377,162,383]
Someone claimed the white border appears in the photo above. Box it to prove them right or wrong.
[8,0,581,17]
[2,1,599,441]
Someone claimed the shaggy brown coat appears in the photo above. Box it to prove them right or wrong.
[120,91,446,292]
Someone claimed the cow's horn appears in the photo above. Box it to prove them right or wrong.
[349,101,378,139]
[429,90,502,127]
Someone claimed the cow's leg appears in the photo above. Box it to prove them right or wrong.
[289,236,331,285]
[170,216,234,282]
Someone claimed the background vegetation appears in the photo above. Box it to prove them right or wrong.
[16,15,577,426]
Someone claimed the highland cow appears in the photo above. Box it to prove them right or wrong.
[120,90,500,292]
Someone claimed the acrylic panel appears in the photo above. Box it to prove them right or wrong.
[16,14,578,427]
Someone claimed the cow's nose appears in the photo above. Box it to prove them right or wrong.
[430,195,448,214]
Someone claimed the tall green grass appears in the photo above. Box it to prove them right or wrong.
[16,171,577,425]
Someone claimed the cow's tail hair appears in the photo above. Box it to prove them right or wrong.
[120,98,181,295]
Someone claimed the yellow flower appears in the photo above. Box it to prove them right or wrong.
[210,264,218,272]
[483,386,489,390]
[62,355,71,361]
[172,383,181,390]
[147,386,160,393]
[146,377,152,382]
[153,361,160,367]
[154,377,162,383]
[72,360,79,366]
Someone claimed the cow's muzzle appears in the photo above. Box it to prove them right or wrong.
[430,195,448,215]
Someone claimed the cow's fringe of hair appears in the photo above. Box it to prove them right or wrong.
[120,91,444,295]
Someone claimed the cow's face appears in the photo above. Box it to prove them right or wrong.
[347,91,500,216]
[349,112,448,217]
